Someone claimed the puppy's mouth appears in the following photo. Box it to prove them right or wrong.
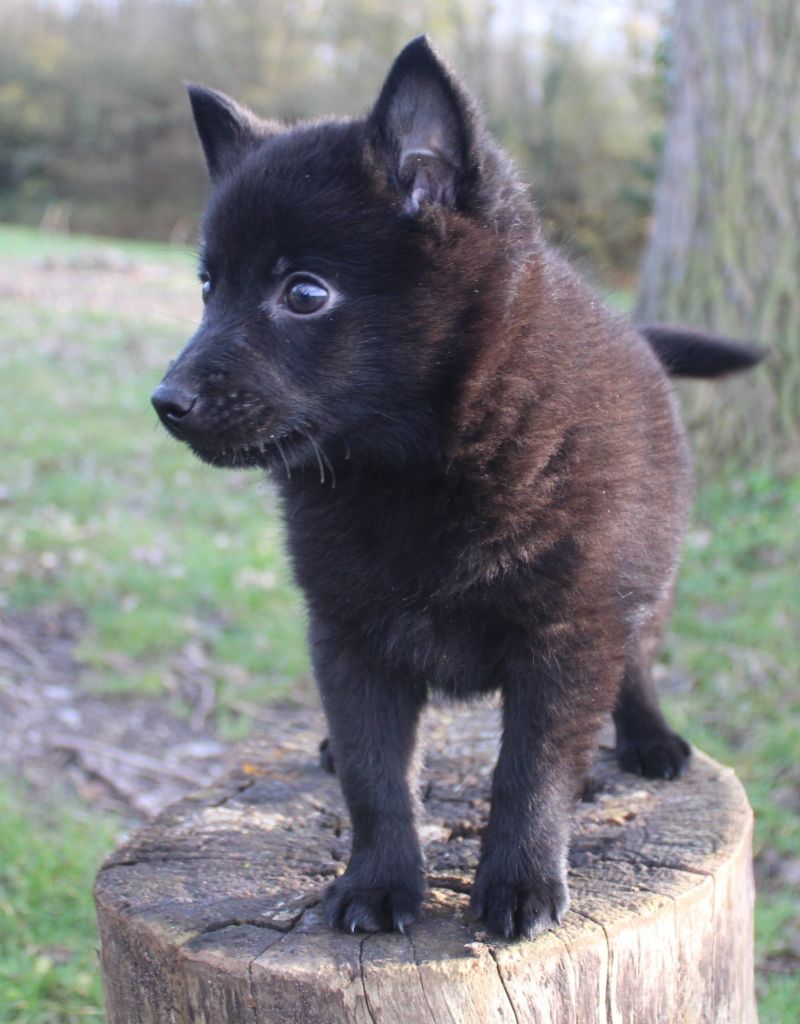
[186,429,299,470]
[181,425,334,481]
[152,386,333,479]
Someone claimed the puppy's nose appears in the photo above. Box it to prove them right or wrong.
[151,383,198,424]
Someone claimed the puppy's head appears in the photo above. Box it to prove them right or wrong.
[153,37,528,473]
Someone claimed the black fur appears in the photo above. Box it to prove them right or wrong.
[153,37,761,939]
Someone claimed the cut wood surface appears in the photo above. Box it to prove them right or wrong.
[94,702,758,1023]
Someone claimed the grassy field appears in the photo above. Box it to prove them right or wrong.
[0,227,308,718]
[0,224,797,1021]
[0,787,118,1023]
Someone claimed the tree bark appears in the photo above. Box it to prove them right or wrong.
[637,0,800,471]
[94,703,758,1023]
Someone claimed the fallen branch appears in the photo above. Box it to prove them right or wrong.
[0,622,66,686]
[48,735,209,786]
[190,677,216,734]
[225,697,278,723]
[67,757,157,818]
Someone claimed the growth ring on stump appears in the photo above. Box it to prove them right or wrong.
[94,704,757,1023]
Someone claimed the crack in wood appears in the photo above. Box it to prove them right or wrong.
[195,916,296,936]
[570,906,614,1024]
[487,945,521,1024]
[708,869,718,1020]
[577,849,714,878]
[245,959,259,1024]
[358,938,378,1024]
[203,919,278,936]
[208,777,261,808]
[182,902,319,942]
[101,853,258,868]
[244,925,296,1023]
[553,928,581,1019]
[406,930,437,1024]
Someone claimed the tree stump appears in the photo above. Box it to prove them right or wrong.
[94,703,758,1023]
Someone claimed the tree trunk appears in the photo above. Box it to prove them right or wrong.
[637,0,800,472]
[94,704,758,1024]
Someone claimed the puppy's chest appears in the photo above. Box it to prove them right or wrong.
[283,477,511,694]
[286,476,462,611]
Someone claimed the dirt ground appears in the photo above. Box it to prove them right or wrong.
[0,606,275,821]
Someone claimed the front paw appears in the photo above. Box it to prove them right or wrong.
[471,855,569,940]
[324,869,425,934]
[616,729,691,780]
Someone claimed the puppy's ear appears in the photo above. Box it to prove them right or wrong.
[187,84,278,180]
[369,36,481,215]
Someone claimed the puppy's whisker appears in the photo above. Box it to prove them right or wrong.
[155,311,202,327]
[305,431,326,484]
[320,448,336,489]
[271,435,292,479]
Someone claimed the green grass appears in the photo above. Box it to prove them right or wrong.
[0,224,192,265]
[663,471,800,1022]
[1,224,797,1021]
[0,786,119,1023]
[0,229,308,710]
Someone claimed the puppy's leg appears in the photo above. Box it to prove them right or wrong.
[613,653,690,780]
[311,621,427,933]
[471,648,611,939]
[613,601,690,779]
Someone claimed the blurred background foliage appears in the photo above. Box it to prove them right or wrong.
[0,0,667,281]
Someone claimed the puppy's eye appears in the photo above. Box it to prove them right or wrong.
[283,276,329,315]
[200,272,212,304]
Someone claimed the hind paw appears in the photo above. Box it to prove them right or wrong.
[616,730,691,780]
[319,737,336,774]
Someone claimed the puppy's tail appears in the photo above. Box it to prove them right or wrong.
[639,324,765,379]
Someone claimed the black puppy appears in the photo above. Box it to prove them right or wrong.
[153,37,761,939]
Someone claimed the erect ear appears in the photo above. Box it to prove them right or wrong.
[368,36,481,215]
[187,84,278,180]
